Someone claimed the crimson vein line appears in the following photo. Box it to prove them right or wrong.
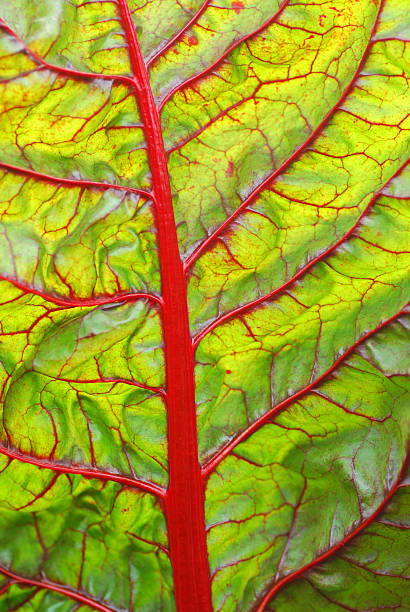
[184,0,385,270]
[0,446,166,498]
[0,275,162,309]
[255,453,409,611]
[56,376,164,395]
[0,162,153,199]
[0,565,116,612]
[202,305,409,477]
[0,19,134,87]
[192,158,409,347]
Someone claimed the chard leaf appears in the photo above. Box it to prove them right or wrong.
[0,1,408,611]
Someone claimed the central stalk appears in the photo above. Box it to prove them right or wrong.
[117,2,213,610]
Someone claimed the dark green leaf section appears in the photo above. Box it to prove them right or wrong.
[0,459,173,611]
[0,287,167,486]
[205,316,409,610]
[196,191,410,464]
[266,481,410,611]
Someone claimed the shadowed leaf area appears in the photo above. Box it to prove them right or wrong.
[0,0,408,610]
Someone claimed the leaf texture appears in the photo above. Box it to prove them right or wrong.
[264,472,410,611]
[0,0,408,611]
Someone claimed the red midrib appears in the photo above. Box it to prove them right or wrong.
[117,1,213,610]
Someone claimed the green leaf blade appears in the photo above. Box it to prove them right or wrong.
[0,0,408,610]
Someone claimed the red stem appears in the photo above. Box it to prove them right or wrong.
[254,454,409,611]
[0,2,396,611]
[117,1,213,610]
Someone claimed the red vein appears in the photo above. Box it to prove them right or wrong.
[147,0,212,67]
[157,0,291,110]
[58,375,164,395]
[192,158,409,347]
[0,162,152,199]
[0,275,162,309]
[116,1,213,609]
[0,565,115,612]
[184,0,385,269]
[0,581,14,597]
[126,531,169,556]
[202,306,408,477]
[0,445,166,498]
[0,20,135,87]
[254,453,409,611]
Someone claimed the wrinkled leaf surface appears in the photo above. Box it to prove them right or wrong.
[0,0,408,611]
